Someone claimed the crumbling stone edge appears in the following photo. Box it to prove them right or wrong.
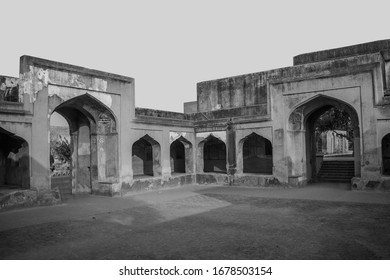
[0,188,62,211]
[351,177,390,191]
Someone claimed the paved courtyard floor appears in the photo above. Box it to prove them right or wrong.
[0,183,390,259]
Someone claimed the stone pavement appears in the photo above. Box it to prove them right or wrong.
[1,183,389,232]
[1,183,390,259]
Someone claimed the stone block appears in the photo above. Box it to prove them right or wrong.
[37,188,62,206]
[0,189,37,211]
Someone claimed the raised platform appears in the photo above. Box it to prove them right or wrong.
[0,186,62,211]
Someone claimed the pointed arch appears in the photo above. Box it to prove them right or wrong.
[170,136,193,174]
[50,93,119,195]
[52,93,117,134]
[240,132,273,174]
[0,127,30,189]
[132,134,161,177]
[382,133,390,175]
[287,95,360,183]
[199,135,227,173]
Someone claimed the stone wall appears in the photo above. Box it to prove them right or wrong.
[0,75,20,102]
[197,73,268,112]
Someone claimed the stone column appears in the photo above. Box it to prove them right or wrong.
[196,140,205,173]
[353,126,361,177]
[71,131,78,194]
[226,119,236,185]
[30,87,51,192]
[161,128,171,179]
[90,133,99,192]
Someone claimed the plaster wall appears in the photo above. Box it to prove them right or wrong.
[270,70,382,184]
[197,74,268,112]
[16,56,134,194]
[130,122,196,180]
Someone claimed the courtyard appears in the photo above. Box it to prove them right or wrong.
[0,183,389,260]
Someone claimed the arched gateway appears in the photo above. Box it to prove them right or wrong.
[50,94,118,195]
[3,39,390,205]
[287,95,360,184]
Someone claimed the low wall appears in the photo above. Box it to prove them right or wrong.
[0,188,61,211]
[121,174,196,196]
[234,174,282,187]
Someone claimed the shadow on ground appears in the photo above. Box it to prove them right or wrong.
[1,184,390,260]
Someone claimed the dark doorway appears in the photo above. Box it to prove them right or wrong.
[243,133,272,174]
[203,136,226,173]
[0,127,29,189]
[132,138,154,176]
[170,140,185,173]
[382,133,390,175]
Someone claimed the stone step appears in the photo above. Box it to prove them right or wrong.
[318,172,354,176]
[317,161,354,182]
[321,162,354,166]
[318,174,352,178]
[319,168,354,171]
[317,178,351,182]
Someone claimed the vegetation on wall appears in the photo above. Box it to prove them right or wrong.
[50,135,71,168]
[314,107,353,141]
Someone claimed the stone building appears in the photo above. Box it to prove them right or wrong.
[1,39,390,206]
[317,130,352,155]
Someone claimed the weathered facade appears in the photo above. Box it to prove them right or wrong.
[1,39,390,207]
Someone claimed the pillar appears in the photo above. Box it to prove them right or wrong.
[226,119,236,184]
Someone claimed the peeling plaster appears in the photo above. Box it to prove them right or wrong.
[18,66,110,104]
[89,91,112,108]
[68,73,87,89]
[19,66,51,103]
[91,78,108,92]
[196,131,226,143]
[48,85,112,108]
[169,131,188,143]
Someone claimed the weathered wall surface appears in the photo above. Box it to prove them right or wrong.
[183,101,197,114]
[197,74,268,112]
[293,39,390,65]
[7,56,135,195]
[2,39,390,200]
[270,61,388,186]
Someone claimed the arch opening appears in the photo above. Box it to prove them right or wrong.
[203,136,227,173]
[288,95,360,184]
[50,94,118,195]
[0,127,30,189]
[382,133,390,175]
[170,139,185,173]
[242,133,273,174]
[132,135,161,178]
[170,136,193,174]
[50,112,72,196]
[307,105,357,182]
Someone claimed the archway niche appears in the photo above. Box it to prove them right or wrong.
[0,127,30,189]
[50,94,118,195]
[132,135,161,177]
[170,136,192,174]
[242,133,273,174]
[287,95,360,183]
[382,133,390,175]
[203,135,227,173]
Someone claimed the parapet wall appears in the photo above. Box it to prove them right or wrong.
[293,39,390,65]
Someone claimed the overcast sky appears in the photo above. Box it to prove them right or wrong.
[1,0,389,113]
